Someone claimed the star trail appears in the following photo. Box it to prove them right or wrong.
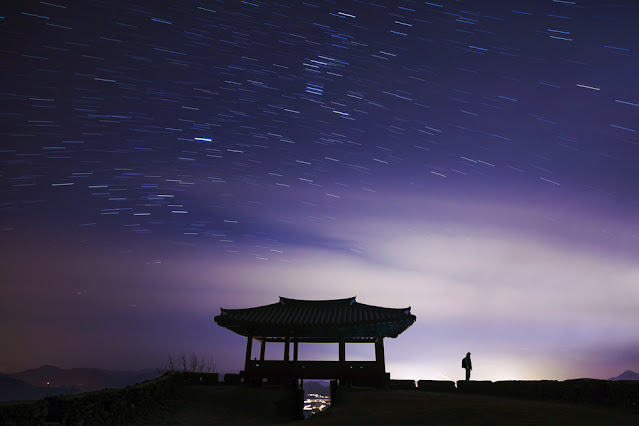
[1,0,638,380]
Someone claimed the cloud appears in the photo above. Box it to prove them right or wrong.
[202,197,639,379]
[3,186,637,378]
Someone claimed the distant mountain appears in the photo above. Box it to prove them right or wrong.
[303,380,330,397]
[0,373,48,402]
[10,365,113,390]
[1,365,161,401]
[608,370,639,381]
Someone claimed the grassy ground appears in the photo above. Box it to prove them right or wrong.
[132,385,636,425]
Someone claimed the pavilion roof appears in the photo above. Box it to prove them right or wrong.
[214,297,416,342]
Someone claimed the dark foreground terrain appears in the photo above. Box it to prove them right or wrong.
[133,385,636,425]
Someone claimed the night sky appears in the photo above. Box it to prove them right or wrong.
[1,0,638,381]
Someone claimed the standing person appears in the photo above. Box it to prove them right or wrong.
[462,352,472,381]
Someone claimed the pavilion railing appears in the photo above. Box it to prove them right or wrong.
[244,360,384,381]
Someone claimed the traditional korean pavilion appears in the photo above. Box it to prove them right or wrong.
[214,297,416,387]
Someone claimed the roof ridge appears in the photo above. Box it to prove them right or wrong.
[279,296,356,305]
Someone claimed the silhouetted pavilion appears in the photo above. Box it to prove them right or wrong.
[214,297,416,387]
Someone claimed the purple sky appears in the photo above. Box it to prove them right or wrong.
[1,0,638,381]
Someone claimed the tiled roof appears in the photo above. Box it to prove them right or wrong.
[214,297,416,340]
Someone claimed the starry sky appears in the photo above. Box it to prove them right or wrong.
[1,0,638,381]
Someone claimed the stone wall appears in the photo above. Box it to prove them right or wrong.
[417,380,456,392]
[223,373,241,385]
[0,372,220,425]
[389,379,416,390]
[455,379,639,411]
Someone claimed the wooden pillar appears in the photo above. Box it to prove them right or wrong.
[330,380,338,406]
[245,335,253,372]
[260,340,266,361]
[375,337,386,374]
[338,337,346,385]
[284,336,290,362]
[293,338,299,362]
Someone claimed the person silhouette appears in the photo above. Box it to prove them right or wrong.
[462,352,472,381]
